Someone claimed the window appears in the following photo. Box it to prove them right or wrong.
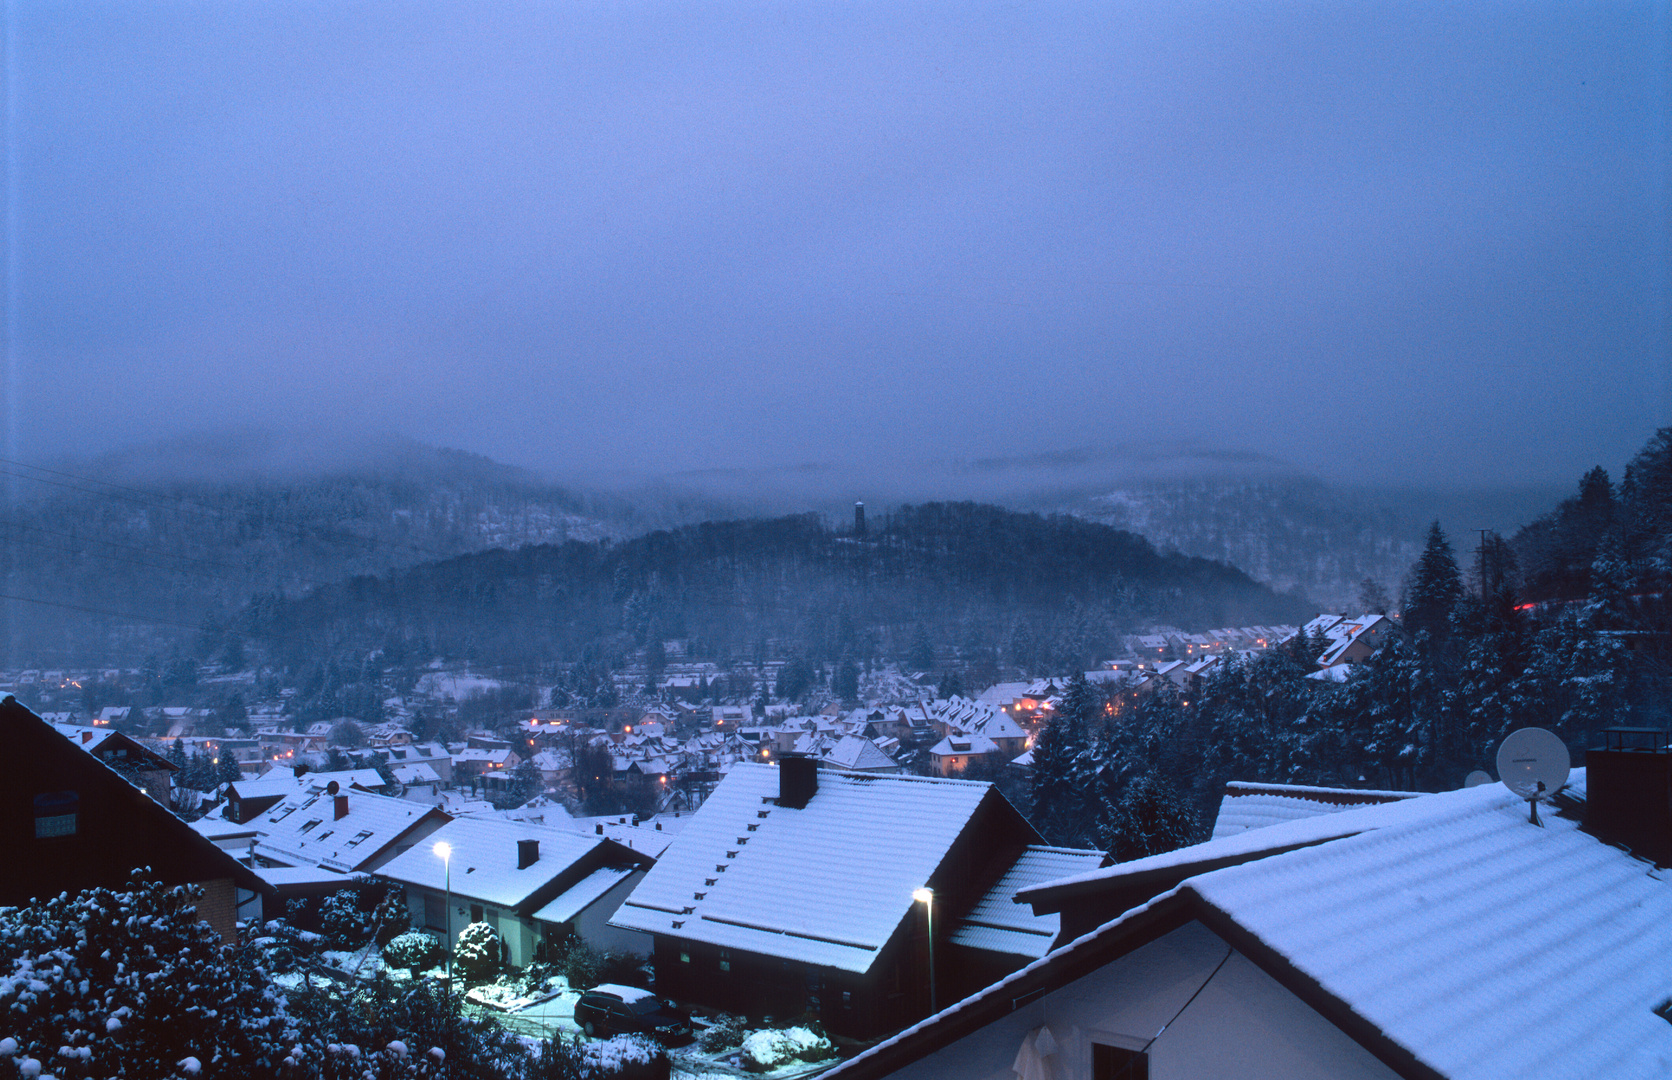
[470,904,484,923]
[424,894,446,931]
[719,950,731,973]
[1091,1044,1147,1080]
[345,830,374,848]
[33,791,78,838]
[298,819,323,833]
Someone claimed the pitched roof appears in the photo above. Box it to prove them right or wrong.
[254,788,447,873]
[2,699,269,902]
[949,846,1105,959]
[611,762,996,973]
[820,735,898,772]
[1210,780,1426,840]
[532,865,637,925]
[843,773,1672,1080]
[1178,773,1672,1080]
[930,732,999,757]
[376,815,615,909]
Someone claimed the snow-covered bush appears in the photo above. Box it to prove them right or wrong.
[0,878,295,1079]
[454,922,501,984]
[739,1026,835,1072]
[319,890,375,950]
[696,1013,745,1052]
[385,931,443,973]
[581,1035,669,1080]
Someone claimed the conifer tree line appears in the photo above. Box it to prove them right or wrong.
[1021,428,1672,850]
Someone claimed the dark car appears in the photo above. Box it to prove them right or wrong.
[574,984,693,1044]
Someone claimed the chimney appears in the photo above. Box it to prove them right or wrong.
[1586,727,1672,865]
[334,793,349,820]
[779,753,818,809]
[518,839,540,869]
[81,731,93,744]
[854,501,866,536]
[595,823,604,835]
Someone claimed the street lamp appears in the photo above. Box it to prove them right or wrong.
[433,840,453,984]
[912,887,936,1014]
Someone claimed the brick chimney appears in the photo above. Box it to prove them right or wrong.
[1586,727,1672,865]
[334,793,349,820]
[518,839,540,869]
[779,753,818,809]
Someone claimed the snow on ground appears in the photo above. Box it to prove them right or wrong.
[414,671,504,701]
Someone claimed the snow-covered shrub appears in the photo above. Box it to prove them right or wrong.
[385,931,443,973]
[696,1013,745,1052]
[582,1035,669,1080]
[520,960,558,995]
[0,878,295,1079]
[372,886,413,946]
[739,1026,835,1072]
[454,921,501,983]
[319,890,375,949]
[530,1035,588,1080]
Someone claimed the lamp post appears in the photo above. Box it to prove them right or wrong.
[912,887,936,1014]
[433,841,453,984]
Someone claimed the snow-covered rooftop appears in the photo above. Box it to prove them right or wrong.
[820,734,898,772]
[532,865,637,925]
[611,762,994,973]
[1210,780,1426,839]
[376,816,605,909]
[254,788,444,873]
[1184,773,1672,1079]
[836,771,1672,1080]
[949,846,1105,959]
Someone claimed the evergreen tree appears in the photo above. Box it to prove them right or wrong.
[1403,522,1464,646]
[1029,672,1096,845]
[907,624,936,671]
[1098,773,1199,861]
[833,656,859,702]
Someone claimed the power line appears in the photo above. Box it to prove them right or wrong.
[0,591,202,630]
[0,456,454,561]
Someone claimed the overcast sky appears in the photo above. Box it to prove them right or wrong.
[6,0,1668,488]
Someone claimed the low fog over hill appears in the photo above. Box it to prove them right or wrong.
[0,431,1567,664]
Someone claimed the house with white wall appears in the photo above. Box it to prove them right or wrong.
[822,745,1672,1080]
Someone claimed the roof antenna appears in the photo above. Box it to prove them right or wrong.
[1495,727,1570,827]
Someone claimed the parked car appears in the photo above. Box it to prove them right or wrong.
[574,984,693,1044]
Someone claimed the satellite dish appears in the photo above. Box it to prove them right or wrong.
[1495,727,1570,825]
[326,780,341,795]
[1464,770,1492,788]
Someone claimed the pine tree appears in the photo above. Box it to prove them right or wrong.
[1029,672,1096,845]
[1403,522,1464,645]
[1098,773,1199,861]
[907,625,936,671]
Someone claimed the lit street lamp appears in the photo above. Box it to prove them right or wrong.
[434,840,453,984]
[913,887,936,1014]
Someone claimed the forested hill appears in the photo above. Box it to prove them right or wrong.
[241,502,1313,669]
[0,436,637,665]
